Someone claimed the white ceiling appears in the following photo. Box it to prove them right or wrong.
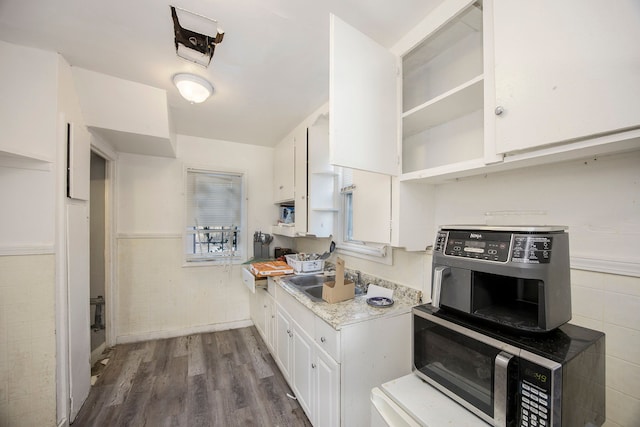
[0,0,443,147]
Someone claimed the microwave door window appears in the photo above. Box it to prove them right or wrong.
[414,320,500,417]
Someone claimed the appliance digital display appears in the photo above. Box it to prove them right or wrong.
[465,241,486,249]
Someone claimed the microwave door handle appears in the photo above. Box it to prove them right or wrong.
[432,266,449,308]
[494,351,514,427]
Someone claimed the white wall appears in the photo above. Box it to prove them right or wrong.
[298,149,640,425]
[115,135,278,342]
[0,42,60,427]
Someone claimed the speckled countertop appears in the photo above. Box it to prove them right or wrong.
[273,270,422,330]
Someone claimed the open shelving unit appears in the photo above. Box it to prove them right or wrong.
[400,2,485,181]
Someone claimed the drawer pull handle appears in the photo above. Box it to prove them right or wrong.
[320,337,326,343]
[311,363,316,369]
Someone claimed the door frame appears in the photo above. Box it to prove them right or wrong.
[90,142,117,347]
[54,114,118,426]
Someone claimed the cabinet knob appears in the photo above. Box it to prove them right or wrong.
[271,315,275,319]
[495,106,504,116]
[279,185,284,190]
[320,337,326,343]
[289,332,293,338]
[286,329,291,334]
[311,363,316,369]
[263,305,267,308]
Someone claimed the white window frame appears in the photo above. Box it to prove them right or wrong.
[335,168,392,265]
[183,166,247,266]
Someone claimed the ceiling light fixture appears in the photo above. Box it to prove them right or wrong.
[173,73,213,103]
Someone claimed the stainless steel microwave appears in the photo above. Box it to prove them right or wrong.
[412,304,605,427]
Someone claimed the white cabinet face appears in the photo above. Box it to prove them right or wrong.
[352,169,391,244]
[67,123,91,201]
[274,136,295,203]
[491,0,640,154]
[292,326,315,420]
[315,350,340,427]
[275,307,293,381]
[329,14,400,176]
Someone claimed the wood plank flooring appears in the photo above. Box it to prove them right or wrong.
[72,327,312,427]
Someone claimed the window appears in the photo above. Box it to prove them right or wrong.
[185,169,244,263]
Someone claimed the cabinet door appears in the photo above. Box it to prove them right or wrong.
[329,14,400,176]
[490,0,640,154]
[264,293,276,352]
[274,136,295,202]
[294,125,309,235]
[352,169,391,244]
[292,325,315,421]
[307,114,336,238]
[315,349,340,427]
[254,289,267,338]
[0,41,58,163]
[275,306,293,381]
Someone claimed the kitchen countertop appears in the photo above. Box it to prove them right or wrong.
[273,274,422,330]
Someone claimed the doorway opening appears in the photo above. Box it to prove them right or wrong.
[90,151,107,363]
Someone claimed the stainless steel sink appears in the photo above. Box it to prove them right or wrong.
[284,275,365,302]
[285,274,329,288]
[303,285,324,301]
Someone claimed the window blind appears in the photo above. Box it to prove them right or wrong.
[186,170,242,228]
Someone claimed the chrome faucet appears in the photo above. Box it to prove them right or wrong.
[347,270,364,292]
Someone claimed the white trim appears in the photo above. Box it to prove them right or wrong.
[336,243,393,266]
[0,245,55,256]
[90,342,107,366]
[115,319,254,344]
[55,111,71,426]
[117,232,182,239]
[571,256,640,278]
[57,418,69,427]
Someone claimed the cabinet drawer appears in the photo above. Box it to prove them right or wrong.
[315,317,341,362]
[242,267,267,293]
[277,284,315,333]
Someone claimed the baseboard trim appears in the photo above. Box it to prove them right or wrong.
[115,319,254,345]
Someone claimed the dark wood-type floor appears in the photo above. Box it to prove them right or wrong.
[72,327,312,427]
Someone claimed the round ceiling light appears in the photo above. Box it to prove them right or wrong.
[173,73,213,103]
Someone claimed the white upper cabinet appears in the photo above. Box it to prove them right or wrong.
[489,0,640,154]
[397,0,489,181]
[0,41,58,166]
[329,14,400,176]
[293,125,309,236]
[351,169,391,245]
[307,114,337,238]
[273,135,295,203]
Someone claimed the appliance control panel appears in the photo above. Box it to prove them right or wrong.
[440,230,512,262]
[518,360,552,427]
[436,229,556,264]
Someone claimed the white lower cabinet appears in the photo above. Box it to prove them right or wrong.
[276,303,341,427]
[292,325,315,418]
[275,305,294,381]
[273,285,411,426]
[249,287,276,353]
[314,348,340,427]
